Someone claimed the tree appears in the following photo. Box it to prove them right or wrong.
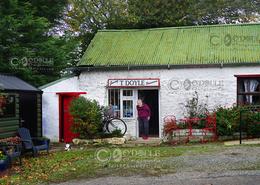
[63,0,260,54]
[190,0,260,24]
[63,0,135,53]
[0,0,78,87]
[127,0,193,28]
[128,0,260,27]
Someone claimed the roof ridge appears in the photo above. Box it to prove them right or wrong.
[98,22,260,32]
[39,76,76,89]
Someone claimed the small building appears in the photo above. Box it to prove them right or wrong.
[40,77,86,142]
[0,74,42,138]
[42,23,260,141]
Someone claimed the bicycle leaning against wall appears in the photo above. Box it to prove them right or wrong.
[101,105,127,135]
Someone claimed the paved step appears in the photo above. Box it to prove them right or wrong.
[125,137,162,146]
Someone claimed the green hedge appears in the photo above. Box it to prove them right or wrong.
[215,105,260,137]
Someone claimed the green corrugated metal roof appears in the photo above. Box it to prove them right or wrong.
[78,23,260,67]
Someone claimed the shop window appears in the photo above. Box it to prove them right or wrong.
[0,94,16,118]
[108,89,120,118]
[123,90,133,96]
[237,78,260,105]
[108,89,134,119]
[123,100,133,117]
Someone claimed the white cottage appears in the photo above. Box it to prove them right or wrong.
[41,23,260,142]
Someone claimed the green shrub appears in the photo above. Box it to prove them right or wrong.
[246,112,260,137]
[69,97,103,139]
[215,105,260,137]
[215,106,242,136]
[180,92,260,137]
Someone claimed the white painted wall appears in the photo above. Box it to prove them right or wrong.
[41,77,79,142]
[78,66,260,138]
[42,66,260,141]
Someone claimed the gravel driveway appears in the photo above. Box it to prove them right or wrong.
[53,145,260,185]
[167,147,260,172]
[55,170,260,185]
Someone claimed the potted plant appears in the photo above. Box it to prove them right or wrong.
[0,150,9,172]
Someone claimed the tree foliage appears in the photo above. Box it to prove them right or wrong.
[190,0,260,24]
[64,0,133,52]
[0,0,79,86]
[128,0,260,27]
[64,0,260,56]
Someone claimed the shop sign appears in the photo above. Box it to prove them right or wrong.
[108,78,160,87]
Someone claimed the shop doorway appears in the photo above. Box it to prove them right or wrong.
[138,89,159,137]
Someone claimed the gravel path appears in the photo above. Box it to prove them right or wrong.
[164,147,260,172]
[55,170,260,185]
[53,146,260,185]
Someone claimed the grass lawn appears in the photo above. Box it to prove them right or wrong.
[0,143,259,185]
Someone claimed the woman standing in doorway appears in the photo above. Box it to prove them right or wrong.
[136,99,151,140]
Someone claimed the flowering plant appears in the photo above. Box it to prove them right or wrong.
[163,116,178,135]
[0,151,7,161]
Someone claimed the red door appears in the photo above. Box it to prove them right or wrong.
[57,92,86,143]
[62,95,79,142]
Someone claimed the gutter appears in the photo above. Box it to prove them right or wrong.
[74,62,260,73]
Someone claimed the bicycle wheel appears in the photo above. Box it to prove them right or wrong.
[106,118,127,135]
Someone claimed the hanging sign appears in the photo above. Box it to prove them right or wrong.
[107,78,160,88]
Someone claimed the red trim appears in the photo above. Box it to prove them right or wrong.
[107,86,159,88]
[56,92,87,96]
[107,78,160,88]
[108,78,160,80]
[58,95,62,142]
[234,74,260,78]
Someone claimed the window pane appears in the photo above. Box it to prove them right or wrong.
[0,94,16,118]
[108,89,120,118]
[123,100,133,118]
[237,78,260,105]
[239,79,260,93]
[238,79,245,93]
[238,95,260,105]
[123,90,133,96]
